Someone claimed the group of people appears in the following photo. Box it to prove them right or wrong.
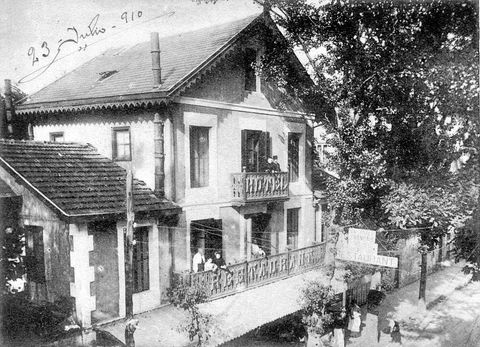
[265,155,281,173]
[192,247,229,274]
[330,301,402,347]
[330,302,362,347]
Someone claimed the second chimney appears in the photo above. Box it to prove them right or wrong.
[151,32,162,87]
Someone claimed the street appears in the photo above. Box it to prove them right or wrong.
[343,264,479,347]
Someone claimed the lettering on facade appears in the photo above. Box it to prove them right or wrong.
[336,228,398,268]
[186,245,326,298]
[245,173,288,196]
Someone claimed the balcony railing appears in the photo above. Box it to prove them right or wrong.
[231,172,289,204]
[175,243,326,300]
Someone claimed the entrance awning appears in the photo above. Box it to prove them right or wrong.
[101,268,331,347]
[201,268,329,346]
[0,178,17,198]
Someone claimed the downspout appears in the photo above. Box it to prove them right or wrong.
[154,113,165,198]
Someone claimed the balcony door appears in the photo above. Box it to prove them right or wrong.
[190,219,223,263]
[251,213,272,256]
[241,130,270,173]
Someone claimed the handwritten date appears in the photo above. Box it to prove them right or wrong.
[26,11,142,67]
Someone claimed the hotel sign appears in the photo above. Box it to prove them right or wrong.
[336,228,398,268]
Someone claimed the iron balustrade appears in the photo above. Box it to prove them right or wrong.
[175,243,326,300]
[231,172,289,203]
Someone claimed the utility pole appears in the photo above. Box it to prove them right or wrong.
[418,245,429,305]
[125,170,136,347]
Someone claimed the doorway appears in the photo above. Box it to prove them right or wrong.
[190,219,223,262]
[251,213,272,256]
[89,220,119,324]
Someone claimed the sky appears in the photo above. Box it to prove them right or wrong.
[0,0,262,95]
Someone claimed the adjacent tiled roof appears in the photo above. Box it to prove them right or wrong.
[0,177,17,198]
[17,15,260,113]
[0,140,179,219]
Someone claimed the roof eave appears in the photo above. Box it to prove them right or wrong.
[16,91,169,115]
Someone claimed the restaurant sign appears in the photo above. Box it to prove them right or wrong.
[336,228,398,268]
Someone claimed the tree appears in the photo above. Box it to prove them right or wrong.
[168,280,212,346]
[199,0,479,299]
[298,280,335,347]
[382,176,478,300]
[256,0,479,301]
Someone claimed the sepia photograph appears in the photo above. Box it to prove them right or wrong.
[0,0,478,346]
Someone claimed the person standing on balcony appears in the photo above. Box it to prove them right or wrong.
[272,155,281,172]
[213,251,232,275]
[264,157,275,173]
[192,248,205,273]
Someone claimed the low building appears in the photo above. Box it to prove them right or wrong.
[0,140,179,327]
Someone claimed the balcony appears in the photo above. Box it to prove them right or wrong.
[231,172,289,204]
[176,243,326,300]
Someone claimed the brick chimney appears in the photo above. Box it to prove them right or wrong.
[151,32,162,87]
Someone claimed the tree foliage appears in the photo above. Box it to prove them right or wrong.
[258,0,479,248]
[168,280,211,346]
[299,281,335,336]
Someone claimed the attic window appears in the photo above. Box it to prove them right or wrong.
[98,70,118,81]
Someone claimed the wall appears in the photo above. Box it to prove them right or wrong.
[33,111,162,193]
[397,235,445,287]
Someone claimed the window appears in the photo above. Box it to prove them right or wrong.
[133,227,149,293]
[244,48,257,92]
[241,130,270,172]
[287,208,299,249]
[288,133,300,182]
[112,127,131,161]
[190,126,210,188]
[320,204,327,243]
[25,226,45,283]
[50,132,64,142]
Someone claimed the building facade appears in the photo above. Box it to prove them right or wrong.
[15,14,328,324]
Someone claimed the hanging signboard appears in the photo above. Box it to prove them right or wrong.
[336,228,398,268]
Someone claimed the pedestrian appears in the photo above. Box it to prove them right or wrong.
[332,308,347,347]
[192,247,205,273]
[390,321,402,344]
[347,302,361,336]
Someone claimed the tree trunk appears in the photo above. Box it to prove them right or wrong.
[418,251,427,302]
[475,194,480,281]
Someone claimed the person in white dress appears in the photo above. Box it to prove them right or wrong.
[192,248,205,272]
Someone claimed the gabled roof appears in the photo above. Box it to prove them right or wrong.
[17,15,261,114]
[0,140,179,220]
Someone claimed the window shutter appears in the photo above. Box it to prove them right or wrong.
[259,131,271,172]
[241,129,248,172]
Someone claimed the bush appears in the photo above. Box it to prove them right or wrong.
[167,280,211,346]
[2,293,74,339]
[299,280,336,336]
